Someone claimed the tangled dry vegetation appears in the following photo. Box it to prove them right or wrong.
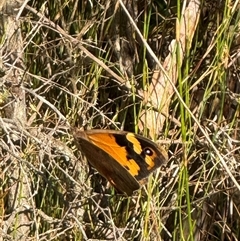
[0,0,240,240]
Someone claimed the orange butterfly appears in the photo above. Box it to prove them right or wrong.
[73,129,168,195]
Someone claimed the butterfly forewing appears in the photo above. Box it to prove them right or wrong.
[87,131,167,180]
[73,130,140,195]
[73,129,168,195]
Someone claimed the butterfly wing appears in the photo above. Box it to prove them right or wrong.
[83,130,168,182]
[73,130,140,195]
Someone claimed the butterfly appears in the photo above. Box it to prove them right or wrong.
[73,129,168,196]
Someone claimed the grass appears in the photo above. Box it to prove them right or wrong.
[0,0,240,240]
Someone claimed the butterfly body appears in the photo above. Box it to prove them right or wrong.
[73,129,168,195]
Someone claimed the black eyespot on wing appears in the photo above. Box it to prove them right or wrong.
[143,147,153,156]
